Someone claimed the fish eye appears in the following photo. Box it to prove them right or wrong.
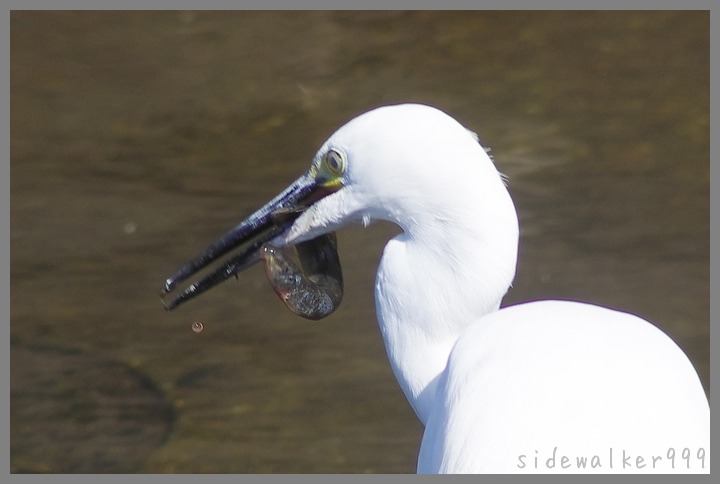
[324,149,346,176]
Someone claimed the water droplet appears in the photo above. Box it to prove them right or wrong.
[192,322,204,333]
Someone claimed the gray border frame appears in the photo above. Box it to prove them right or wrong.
[3,1,716,484]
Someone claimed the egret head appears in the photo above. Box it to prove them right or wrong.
[284,104,508,241]
[161,104,516,312]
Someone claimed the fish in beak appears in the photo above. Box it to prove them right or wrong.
[161,168,344,319]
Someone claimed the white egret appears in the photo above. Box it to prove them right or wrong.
[162,104,710,473]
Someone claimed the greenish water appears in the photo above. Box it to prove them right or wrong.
[10,11,709,473]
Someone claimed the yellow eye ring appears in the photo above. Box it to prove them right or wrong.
[324,149,346,176]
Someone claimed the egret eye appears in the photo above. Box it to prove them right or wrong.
[324,149,346,176]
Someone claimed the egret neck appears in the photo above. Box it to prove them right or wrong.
[373,145,519,424]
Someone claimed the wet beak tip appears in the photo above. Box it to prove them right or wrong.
[162,296,178,311]
[162,278,175,295]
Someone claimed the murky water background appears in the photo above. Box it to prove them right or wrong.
[10,11,709,473]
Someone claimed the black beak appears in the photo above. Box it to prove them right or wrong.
[161,172,332,310]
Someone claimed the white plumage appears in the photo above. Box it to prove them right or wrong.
[279,104,709,473]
